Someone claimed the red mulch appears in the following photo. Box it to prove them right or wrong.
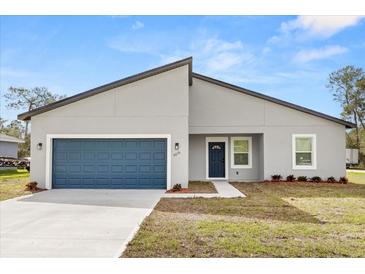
[265,180,346,184]
[165,188,192,193]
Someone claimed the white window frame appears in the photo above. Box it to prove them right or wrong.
[45,134,171,190]
[292,134,317,170]
[205,137,229,180]
[230,136,252,169]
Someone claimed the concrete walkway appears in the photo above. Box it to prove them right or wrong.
[211,181,246,198]
[163,181,245,198]
[0,189,164,258]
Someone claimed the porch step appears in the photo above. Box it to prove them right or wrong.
[211,181,246,198]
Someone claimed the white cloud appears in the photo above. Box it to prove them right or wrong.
[294,45,348,62]
[108,32,162,54]
[282,16,365,38]
[206,52,246,71]
[262,47,271,54]
[109,31,276,84]
[269,16,365,44]
[132,20,144,30]
[110,34,254,73]
[189,38,254,72]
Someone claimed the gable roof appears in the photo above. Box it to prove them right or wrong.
[193,73,355,129]
[18,57,193,121]
[17,56,355,128]
[0,133,25,143]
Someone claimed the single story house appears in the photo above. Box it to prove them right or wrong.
[0,133,24,159]
[18,57,355,189]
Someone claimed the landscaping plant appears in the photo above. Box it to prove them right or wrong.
[172,184,182,191]
[25,182,39,191]
[271,174,282,182]
[297,176,307,182]
[339,177,348,184]
[286,175,296,182]
[327,176,337,183]
[311,176,322,183]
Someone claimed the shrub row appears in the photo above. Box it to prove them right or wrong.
[270,174,348,184]
[0,158,30,170]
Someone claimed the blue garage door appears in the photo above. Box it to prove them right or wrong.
[52,138,167,189]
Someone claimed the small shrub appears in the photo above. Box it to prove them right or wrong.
[338,177,348,184]
[311,176,322,183]
[297,176,307,182]
[172,184,182,191]
[271,174,282,182]
[25,181,38,191]
[327,176,336,183]
[286,175,296,182]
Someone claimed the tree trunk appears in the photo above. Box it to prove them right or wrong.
[353,111,360,149]
[25,120,29,137]
[357,114,365,131]
[24,104,32,138]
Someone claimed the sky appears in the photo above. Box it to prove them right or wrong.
[1,15,365,122]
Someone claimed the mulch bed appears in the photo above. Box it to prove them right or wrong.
[266,180,347,184]
[165,188,192,193]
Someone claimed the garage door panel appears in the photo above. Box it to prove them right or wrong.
[125,152,138,160]
[111,165,123,172]
[52,138,167,189]
[111,152,123,160]
[140,140,153,149]
[83,165,95,173]
[153,152,166,160]
[139,152,151,160]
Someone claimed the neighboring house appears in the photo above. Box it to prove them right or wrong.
[18,57,355,190]
[0,133,24,158]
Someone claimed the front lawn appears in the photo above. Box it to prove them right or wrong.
[0,169,31,201]
[123,182,365,257]
[347,170,365,184]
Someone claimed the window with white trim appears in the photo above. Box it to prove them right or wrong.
[231,137,252,168]
[292,134,316,169]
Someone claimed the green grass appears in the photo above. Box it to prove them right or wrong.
[0,169,31,201]
[347,170,365,184]
[123,181,365,258]
[0,169,29,179]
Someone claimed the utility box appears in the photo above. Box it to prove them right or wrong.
[346,149,359,165]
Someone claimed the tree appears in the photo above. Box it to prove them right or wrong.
[0,118,24,138]
[4,87,66,136]
[355,77,365,131]
[0,117,7,130]
[327,66,365,149]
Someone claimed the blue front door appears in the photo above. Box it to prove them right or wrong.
[208,142,225,178]
[52,138,167,189]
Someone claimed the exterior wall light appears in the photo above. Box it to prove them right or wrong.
[37,143,43,150]
[174,142,180,150]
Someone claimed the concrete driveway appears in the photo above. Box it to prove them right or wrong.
[0,189,164,257]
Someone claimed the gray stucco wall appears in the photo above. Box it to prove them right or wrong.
[0,141,18,158]
[189,134,262,181]
[189,77,346,180]
[30,65,190,189]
